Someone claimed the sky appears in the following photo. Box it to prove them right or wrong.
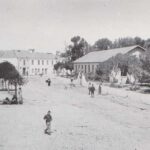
[0,0,150,53]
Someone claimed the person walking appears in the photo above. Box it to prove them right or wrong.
[90,84,95,98]
[43,110,52,135]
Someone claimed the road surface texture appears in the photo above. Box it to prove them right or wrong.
[0,76,150,150]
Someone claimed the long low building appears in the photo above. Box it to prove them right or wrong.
[73,45,146,74]
[0,49,56,76]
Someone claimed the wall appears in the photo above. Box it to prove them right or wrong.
[18,58,54,76]
[0,57,55,76]
[74,63,99,74]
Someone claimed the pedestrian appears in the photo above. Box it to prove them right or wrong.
[43,110,52,135]
[98,82,102,95]
[3,97,10,104]
[88,82,92,95]
[18,87,23,104]
[90,84,95,98]
[46,78,51,86]
[11,95,18,104]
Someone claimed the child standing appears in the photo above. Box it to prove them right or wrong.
[43,110,52,135]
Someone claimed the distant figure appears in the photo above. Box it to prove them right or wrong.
[3,97,10,104]
[90,84,95,98]
[88,82,92,95]
[70,77,75,88]
[18,87,23,104]
[79,72,82,86]
[43,110,52,135]
[98,82,102,95]
[11,95,18,104]
[46,78,51,86]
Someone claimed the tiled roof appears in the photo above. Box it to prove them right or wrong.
[0,50,55,59]
[74,45,146,63]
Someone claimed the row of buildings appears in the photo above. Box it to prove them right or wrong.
[0,45,146,79]
[73,45,146,74]
[0,49,56,76]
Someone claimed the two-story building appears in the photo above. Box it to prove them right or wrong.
[0,49,55,76]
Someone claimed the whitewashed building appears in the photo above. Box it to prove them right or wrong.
[73,45,146,74]
[0,49,55,76]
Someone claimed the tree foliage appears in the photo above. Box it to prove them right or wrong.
[96,54,142,81]
[54,61,73,71]
[0,62,24,84]
[0,62,25,94]
[140,51,150,82]
[94,38,112,50]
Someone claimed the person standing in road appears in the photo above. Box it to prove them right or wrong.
[90,84,95,98]
[98,82,102,95]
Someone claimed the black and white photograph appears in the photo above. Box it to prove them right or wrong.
[0,0,150,150]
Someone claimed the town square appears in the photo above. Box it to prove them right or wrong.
[0,0,150,150]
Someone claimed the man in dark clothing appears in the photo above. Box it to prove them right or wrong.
[46,78,51,86]
[43,110,52,134]
[90,84,95,98]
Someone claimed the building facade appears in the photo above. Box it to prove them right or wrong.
[73,45,146,74]
[0,49,56,76]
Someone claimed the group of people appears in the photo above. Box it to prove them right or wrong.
[2,87,23,105]
[88,82,102,97]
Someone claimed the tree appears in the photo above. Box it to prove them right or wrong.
[70,36,89,61]
[144,39,150,51]
[140,50,150,82]
[94,38,112,50]
[0,62,25,96]
[96,53,142,82]
[113,37,135,48]
[134,37,145,47]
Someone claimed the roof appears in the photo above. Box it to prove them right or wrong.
[0,50,55,59]
[74,45,146,63]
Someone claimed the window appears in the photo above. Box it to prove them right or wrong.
[75,65,77,71]
[88,65,90,73]
[81,65,83,69]
[45,68,47,74]
[42,68,44,73]
[92,65,94,72]
[47,60,49,65]
[32,69,34,73]
[38,60,40,65]
[35,68,37,75]
[38,68,40,73]
[78,65,80,69]
[23,60,26,65]
[42,60,44,65]
[32,60,34,65]
[85,65,87,73]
